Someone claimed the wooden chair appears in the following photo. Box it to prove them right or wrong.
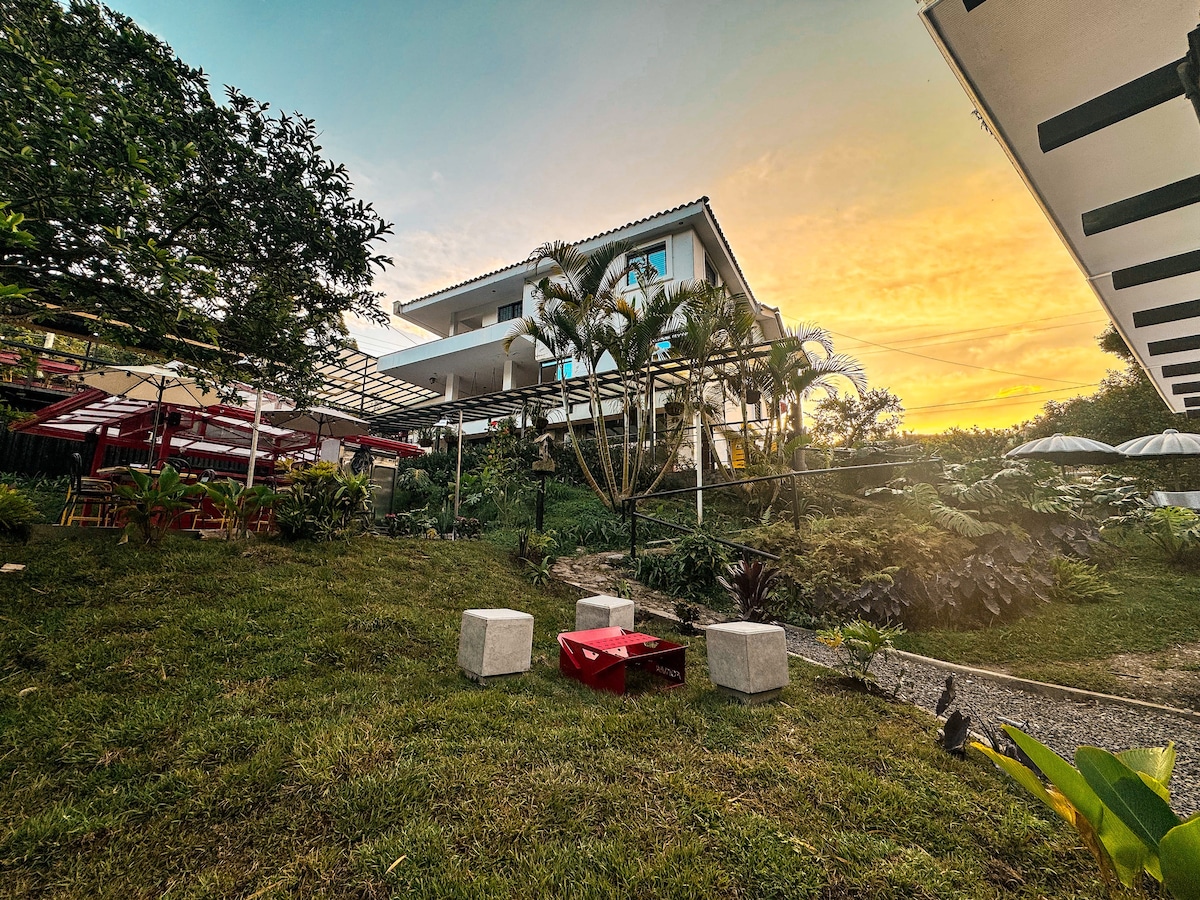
[59,453,118,527]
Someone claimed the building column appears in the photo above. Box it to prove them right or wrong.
[503,359,514,391]
[444,372,458,402]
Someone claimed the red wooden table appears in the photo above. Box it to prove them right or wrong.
[557,627,686,695]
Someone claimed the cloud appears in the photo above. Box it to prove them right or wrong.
[713,160,1113,429]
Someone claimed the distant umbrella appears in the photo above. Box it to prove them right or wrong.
[1117,429,1200,490]
[1005,433,1122,466]
[263,405,368,442]
[1115,428,1200,458]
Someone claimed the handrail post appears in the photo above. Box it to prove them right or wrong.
[790,472,800,530]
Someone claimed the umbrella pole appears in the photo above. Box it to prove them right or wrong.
[148,382,165,466]
[246,388,263,489]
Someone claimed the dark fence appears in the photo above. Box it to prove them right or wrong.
[0,428,86,477]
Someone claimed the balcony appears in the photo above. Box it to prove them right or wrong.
[378,321,539,398]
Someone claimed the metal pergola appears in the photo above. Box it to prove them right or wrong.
[364,343,782,431]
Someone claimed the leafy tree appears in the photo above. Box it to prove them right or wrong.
[811,388,904,447]
[917,426,1020,464]
[1028,326,1190,446]
[0,0,391,398]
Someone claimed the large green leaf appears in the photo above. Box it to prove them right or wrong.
[1005,727,1150,887]
[1119,744,1177,787]
[974,743,1074,823]
[1161,818,1200,900]
[1076,747,1181,853]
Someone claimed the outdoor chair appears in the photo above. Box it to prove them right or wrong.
[184,469,225,531]
[59,453,118,527]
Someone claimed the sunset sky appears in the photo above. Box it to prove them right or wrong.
[104,0,1118,431]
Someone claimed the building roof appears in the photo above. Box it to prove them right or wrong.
[395,197,765,311]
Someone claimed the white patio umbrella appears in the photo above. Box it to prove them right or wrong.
[1005,433,1122,466]
[1116,429,1200,490]
[1115,428,1200,458]
[76,363,221,464]
[262,405,368,441]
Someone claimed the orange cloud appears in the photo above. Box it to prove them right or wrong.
[718,160,1115,431]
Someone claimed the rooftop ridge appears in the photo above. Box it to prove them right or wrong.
[396,197,711,308]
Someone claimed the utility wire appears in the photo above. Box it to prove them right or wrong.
[851,318,1107,357]
[904,384,1100,411]
[819,327,1095,387]
[833,308,1103,352]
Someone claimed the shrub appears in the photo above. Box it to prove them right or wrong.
[1049,556,1119,604]
[0,483,39,538]
[717,557,781,622]
[114,465,199,547]
[746,516,1059,629]
[816,619,904,685]
[276,464,372,542]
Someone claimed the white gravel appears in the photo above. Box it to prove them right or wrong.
[782,624,1200,815]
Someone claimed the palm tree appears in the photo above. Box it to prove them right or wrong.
[673,283,760,477]
[751,323,867,470]
[503,240,694,511]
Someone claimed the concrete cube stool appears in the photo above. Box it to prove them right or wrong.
[458,608,534,684]
[706,621,789,704]
[575,594,635,631]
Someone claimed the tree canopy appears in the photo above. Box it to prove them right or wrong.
[0,0,392,397]
[1027,325,1194,445]
[810,387,904,447]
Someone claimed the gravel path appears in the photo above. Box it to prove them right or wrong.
[554,551,1200,815]
[782,624,1200,816]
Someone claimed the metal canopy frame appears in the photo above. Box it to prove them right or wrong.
[365,342,783,431]
[311,347,438,417]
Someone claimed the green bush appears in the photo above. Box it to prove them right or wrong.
[634,531,731,602]
[0,483,40,538]
[1049,556,1119,604]
[276,463,372,541]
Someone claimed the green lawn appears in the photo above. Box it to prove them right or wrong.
[0,535,1109,898]
[895,550,1200,699]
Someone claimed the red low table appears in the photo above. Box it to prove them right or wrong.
[557,627,686,695]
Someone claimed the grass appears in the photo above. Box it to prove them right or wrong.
[895,545,1200,697]
[0,534,1112,898]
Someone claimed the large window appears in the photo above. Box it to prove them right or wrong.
[627,243,667,286]
[497,301,523,323]
[540,358,573,381]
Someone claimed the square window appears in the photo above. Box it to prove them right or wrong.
[497,301,523,323]
[627,243,667,286]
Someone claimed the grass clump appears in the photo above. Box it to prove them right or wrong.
[0,536,1113,898]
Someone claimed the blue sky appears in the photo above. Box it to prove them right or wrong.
[103,0,1114,428]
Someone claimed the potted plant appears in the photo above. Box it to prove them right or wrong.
[416,427,434,448]
[744,386,761,405]
[664,400,684,417]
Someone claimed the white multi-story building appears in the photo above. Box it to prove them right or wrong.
[376,198,783,436]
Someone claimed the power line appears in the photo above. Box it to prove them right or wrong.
[904,384,1100,411]
[833,308,1103,352]
[819,327,1095,386]
[851,318,1107,357]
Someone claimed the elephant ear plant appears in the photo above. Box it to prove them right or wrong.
[114,465,200,547]
[975,726,1200,895]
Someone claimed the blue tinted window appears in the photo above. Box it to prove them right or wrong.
[627,243,667,286]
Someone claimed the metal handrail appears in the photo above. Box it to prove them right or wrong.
[624,457,940,558]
